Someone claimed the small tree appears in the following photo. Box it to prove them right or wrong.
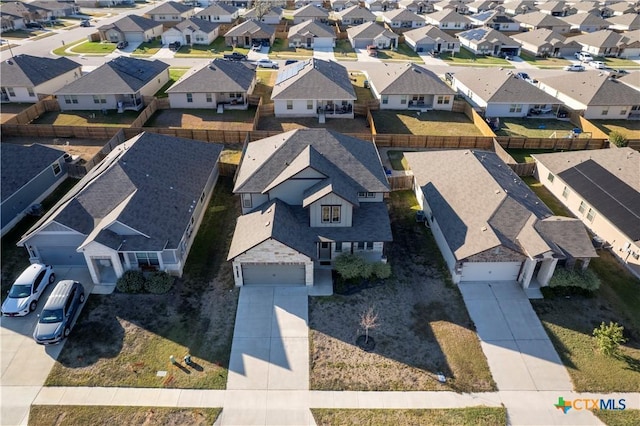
[609,131,628,148]
[360,306,379,344]
[593,321,626,357]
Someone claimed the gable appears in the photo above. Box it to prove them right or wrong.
[40,221,82,234]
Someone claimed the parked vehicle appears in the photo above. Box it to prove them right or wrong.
[284,59,298,66]
[366,45,378,57]
[116,40,129,49]
[80,19,91,27]
[1,264,55,317]
[168,41,181,51]
[251,42,262,51]
[515,72,537,84]
[26,22,44,29]
[575,51,593,62]
[589,61,606,69]
[257,59,278,69]
[223,52,247,61]
[563,64,585,72]
[33,280,85,345]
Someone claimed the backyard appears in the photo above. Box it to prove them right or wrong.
[144,108,256,130]
[45,178,240,389]
[0,103,30,123]
[372,110,483,136]
[591,119,640,140]
[308,191,495,392]
[257,116,371,134]
[33,110,140,127]
[351,72,374,102]
[495,117,586,139]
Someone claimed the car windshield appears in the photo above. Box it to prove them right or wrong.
[40,309,63,323]
[8,284,31,298]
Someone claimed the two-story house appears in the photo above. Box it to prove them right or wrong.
[228,128,392,287]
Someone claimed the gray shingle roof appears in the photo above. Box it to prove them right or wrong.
[242,6,282,18]
[173,17,219,33]
[573,29,627,49]
[535,217,598,259]
[288,20,335,39]
[98,15,161,33]
[196,3,238,17]
[510,28,571,47]
[1,54,80,88]
[271,58,355,100]
[513,11,569,28]
[0,2,44,19]
[166,59,255,93]
[1,143,65,202]
[336,5,376,20]
[366,62,455,96]
[346,21,399,39]
[22,133,223,252]
[292,4,329,18]
[606,13,640,30]
[224,19,275,37]
[147,1,193,15]
[404,25,457,44]
[55,57,169,95]
[561,11,610,27]
[537,71,640,107]
[457,27,520,46]
[424,9,471,24]
[382,8,424,22]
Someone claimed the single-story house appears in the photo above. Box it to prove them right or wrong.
[573,29,640,57]
[537,71,640,119]
[398,0,435,15]
[466,0,502,15]
[1,2,48,31]
[606,13,640,31]
[536,1,575,17]
[335,5,377,26]
[224,20,275,47]
[228,128,392,286]
[510,28,581,57]
[573,2,612,18]
[288,20,336,49]
[292,4,329,24]
[513,11,570,33]
[561,12,610,33]
[405,149,597,287]
[433,0,469,15]
[76,0,134,7]
[161,17,219,46]
[330,0,359,12]
[98,15,163,43]
[346,21,399,49]
[1,144,67,237]
[195,3,239,23]
[18,132,224,286]
[456,27,521,57]
[366,62,456,110]
[55,56,169,112]
[450,68,559,117]
[145,1,195,24]
[271,59,356,118]
[609,2,638,16]
[469,11,520,32]
[502,1,537,16]
[242,6,283,25]
[423,9,471,30]
[382,8,426,29]
[1,54,82,103]
[28,1,79,19]
[404,25,460,53]
[364,0,397,13]
[532,148,640,279]
[166,58,256,109]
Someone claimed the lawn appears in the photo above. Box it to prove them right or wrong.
[376,43,420,61]
[372,110,484,136]
[144,108,256,130]
[506,148,560,163]
[308,191,495,392]
[131,39,162,56]
[311,407,507,426]
[154,68,189,98]
[334,39,357,60]
[271,38,314,59]
[45,178,240,389]
[590,120,640,140]
[593,409,640,426]
[0,30,38,39]
[69,41,116,55]
[254,70,276,104]
[519,52,570,68]
[257,116,371,134]
[351,72,374,102]
[33,110,140,127]
[495,118,586,138]
[387,150,409,171]
[440,47,512,67]
[175,37,250,58]
[595,56,640,69]
[29,406,221,426]
[521,176,572,217]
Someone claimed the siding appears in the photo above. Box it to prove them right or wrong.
[268,178,322,205]
[309,193,353,227]
[169,92,218,109]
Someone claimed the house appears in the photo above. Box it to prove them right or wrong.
[537,71,640,119]
[224,20,275,47]
[1,144,67,237]
[456,27,521,57]
[572,1,611,18]
[502,0,537,16]
[365,62,456,110]
[346,21,399,49]
[382,8,426,29]
[145,1,195,24]
[532,148,640,279]
[469,11,520,32]
[195,3,239,23]
[606,13,640,32]
[98,15,163,43]
[330,0,359,12]
[242,6,283,25]
[609,2,638,17]
[404,24,460,53]
[28,1,79,19]
[398,0,434,14]
[561,12,610,33]
[271,59,356,118]
[335,5,377,26]
[18,132,224,286]
[292,4,329,24]
[466,0,503,15]
[423,10,471,30]
[55,57,169,112]
[288,20,336,49]
[364,0,397,12]
[405,149,597,288]
[513,11,571,33]
[166,58,256,109]
[450,68,559,117]
[1,55,82,103]
[161,18,219,46]
[1,2,48,31]
[433,0,469,15]
[228,128,392,286]
[573,29,640,57]
[75,0,134,7]
[536,1,575,17]
[510,28,580,57]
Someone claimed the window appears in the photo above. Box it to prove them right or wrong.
[286,100,293,110]
[578,201,587,214]
[241,193,252,209]
[381,95,388,105]
[437,96,450,104]
[135,252,159,267]
[52,162,61,176]
[357,241,365,249]
[400,96,407,105]
[206,93,212,103]
[27,88,35,97]
[64,95,78,104]
[335,242,343,252]
[321,205,341,223]
[92,95,106,104]
[601,107,608,116]
[358,192,375,198]
[365,242,374,250]
[307,100,313,110]
[186,93,193,103]
[562,186,570,199]
[509,104,523,113]
[586,208,596,222]
[620,108,627,115]
[547,172,554,183]
[200,191,205,203]
[7,87,15,97]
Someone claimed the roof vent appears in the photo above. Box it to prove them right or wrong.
[495,189,500,194]
[481,226,487,232]
[265,221,270,227]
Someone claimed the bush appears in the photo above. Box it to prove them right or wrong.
[371,262,391,280]
[144,271,174,294]
[116,270,145,293]
[335,253,369,280]
[549,268,600,292]
[609,131,628,148]
[593,321,627,357]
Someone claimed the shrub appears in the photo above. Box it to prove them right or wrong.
[116,270,145,293]
[335,253,369,280]
[144,271,174,294]
[371,262,391,280]
[609,131,628,148]
[593,321,627,357]
[549,268,600,292]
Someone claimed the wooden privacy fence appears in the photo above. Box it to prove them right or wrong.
[495,136,607,150]
[388,174,413,191]
[1,124,122,139]
[374,134,495,150]
[129,98,158,128]
[66,129,126,178]
[4,96,59,125]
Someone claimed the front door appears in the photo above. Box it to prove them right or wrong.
[245,36,250,46]
[185,34,191,45]
[306,37,312,48]
[319,242,331,260]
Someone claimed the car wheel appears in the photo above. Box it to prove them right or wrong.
[79,293,85,303]
[64,327,70,338]
[272,65,277,69]
[29,300,37,312]
[49,273,56,284]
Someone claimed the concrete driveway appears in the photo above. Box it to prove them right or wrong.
[1,266,93,426]
[355,48,381,62]
[313,47,335,61]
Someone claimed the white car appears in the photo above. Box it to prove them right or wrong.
[256,59,279,69]
[589,61,606,69]
[2,264,55,316]
[563,64,585,72]
[575,51,593,62]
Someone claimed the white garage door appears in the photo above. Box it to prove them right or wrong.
[242,263,305,286]
[461,262,522,282]
[38,246,85,266]
[313,38,333,48]
[125,32,144,42]
[162,34,183,45]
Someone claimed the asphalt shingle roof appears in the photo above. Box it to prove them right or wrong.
[346,21,399,40]
[457,27,520,46]
[1,54,80,88]
[336,5,376,20]
[292,4,329,18]
[537,71,640,107]
[271,58,355,100]
[98,15,161,33]
[173,17,219,33]
[225,20,275,37]
[288,20,335,39]
[196,3,238,16]
[366,62,455,95]
[166,58,255,93]
[1,144,65,202]
[146,1,193,15]
[404,25,456,44]
[513,11,569,28]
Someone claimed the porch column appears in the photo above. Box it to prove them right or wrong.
[537,258,558,287]
[518,258,536,289]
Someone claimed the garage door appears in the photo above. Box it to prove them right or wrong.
[354,39,370,49]
[125,32,144,42]
[38,246,85,266]
[242,263,305,286]
[313,38,333,48]
[162,34,183,45]
[460,262,522,282]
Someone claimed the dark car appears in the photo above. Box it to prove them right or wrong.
[26,22,44,29]
[284,59,298,66]
[80,19,91,27]
[168,41,181,51]
[116,40,129,49]
[33,280,85,345]
[223,52,247,61]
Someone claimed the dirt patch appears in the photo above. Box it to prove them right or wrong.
[0,103,31,123]
[1,136,106,161]
[257,116,371,134]
[145,108,256,130]
[309,191,495,392]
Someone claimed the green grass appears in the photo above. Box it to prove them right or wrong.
[440,47,512,67]
[522,176,572,216]
[376,43,420,61]
[351,73,374,102]
[506,148,561,163]
[590,120,640,140]
[154,68,189,98]
[70,41,116,54]
[52,38,84,56]
[0,30,38,39]
[29,406,221,426]
[387,150,409,170]
[593,409,640,426]
[175,37,251,58]
[520,51,570,68]
[334,39,357,59]
[596,56,640,69]
[271,38,314,58]
[372,110,484,136]
[311,407,507,426]
[33,111,140,127]
[131,39,162,56]
[254,70,276,104]
[496,118,586,138]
